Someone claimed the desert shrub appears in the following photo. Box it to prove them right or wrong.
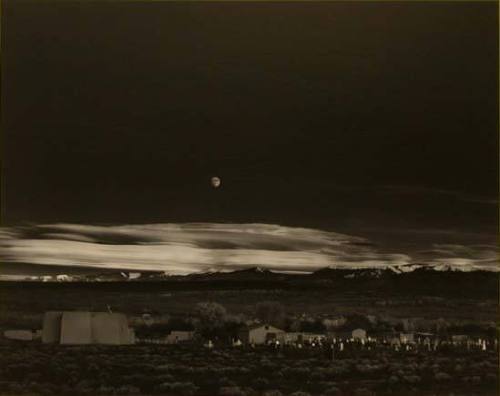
[156,374,175,383]
[434,372,452,381]
[323,387,342,396]
[238,367,251,375]
[485,373,497,382]
[157,381,199,396]
[0,381,10,391]
[403,375,421,384]
[354,388,372,396]
[355,364,383,374]
[128,373,157,392]
[324,366,348,377]
[75,379,95,394]
[173,382,199,396]
[219,386,247,396]
[157,382,172,393]
[387,375,399,384]
[319,381,338,390]
[25,372,42,383]
[97,385,116,394]
[219,377,236,387]
[116,385,141,394]
[7,382,24,393]
[220,366,242,376]
[262,390,283,396]
[253,377,269,390]
[43,383,60,395]
[282,367,310,379]
[26,381,44,394]
[189,366,208,376]
[310,370,325,381]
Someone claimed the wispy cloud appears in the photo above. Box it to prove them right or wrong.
[377,185,498,205]
[0,223,410,274]
[0,223,496,274]
[415,244,498,271]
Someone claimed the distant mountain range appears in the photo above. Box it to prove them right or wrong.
[1,265,496,299]
[3,263,498,282]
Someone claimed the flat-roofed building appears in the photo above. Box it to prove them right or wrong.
[60,311,92,344]
[91,312,133,345]
[352,328,367,340]
[42,311,134,345]
[239,324,285,345]
[42,311,63,344]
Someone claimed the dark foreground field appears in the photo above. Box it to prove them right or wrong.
[0,344,498,396]
[0,280,498,396]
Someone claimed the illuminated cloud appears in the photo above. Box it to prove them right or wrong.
[0,223,410,274]
[416,244,498,272]
[0,223,496,274]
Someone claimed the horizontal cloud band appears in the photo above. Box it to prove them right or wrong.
[0,223,497,275]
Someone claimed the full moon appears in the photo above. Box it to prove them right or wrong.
[211,176,221,188]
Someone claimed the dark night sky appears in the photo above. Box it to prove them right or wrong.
[2,1,498,251]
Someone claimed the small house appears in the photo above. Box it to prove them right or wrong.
[238,324,285,345]
[301,333,326,345]
[415,332,435,347]
[283,332,326,345]
[352,328,367,340]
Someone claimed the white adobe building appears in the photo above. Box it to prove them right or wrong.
[42,311,135,345]
[352,328,367,340]
[239,324,285,345]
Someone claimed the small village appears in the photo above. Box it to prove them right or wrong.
[2,301,497,356]
[140,324,497,356]
[1,301,498,396]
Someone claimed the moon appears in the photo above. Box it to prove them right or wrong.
[211,176,221,188]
